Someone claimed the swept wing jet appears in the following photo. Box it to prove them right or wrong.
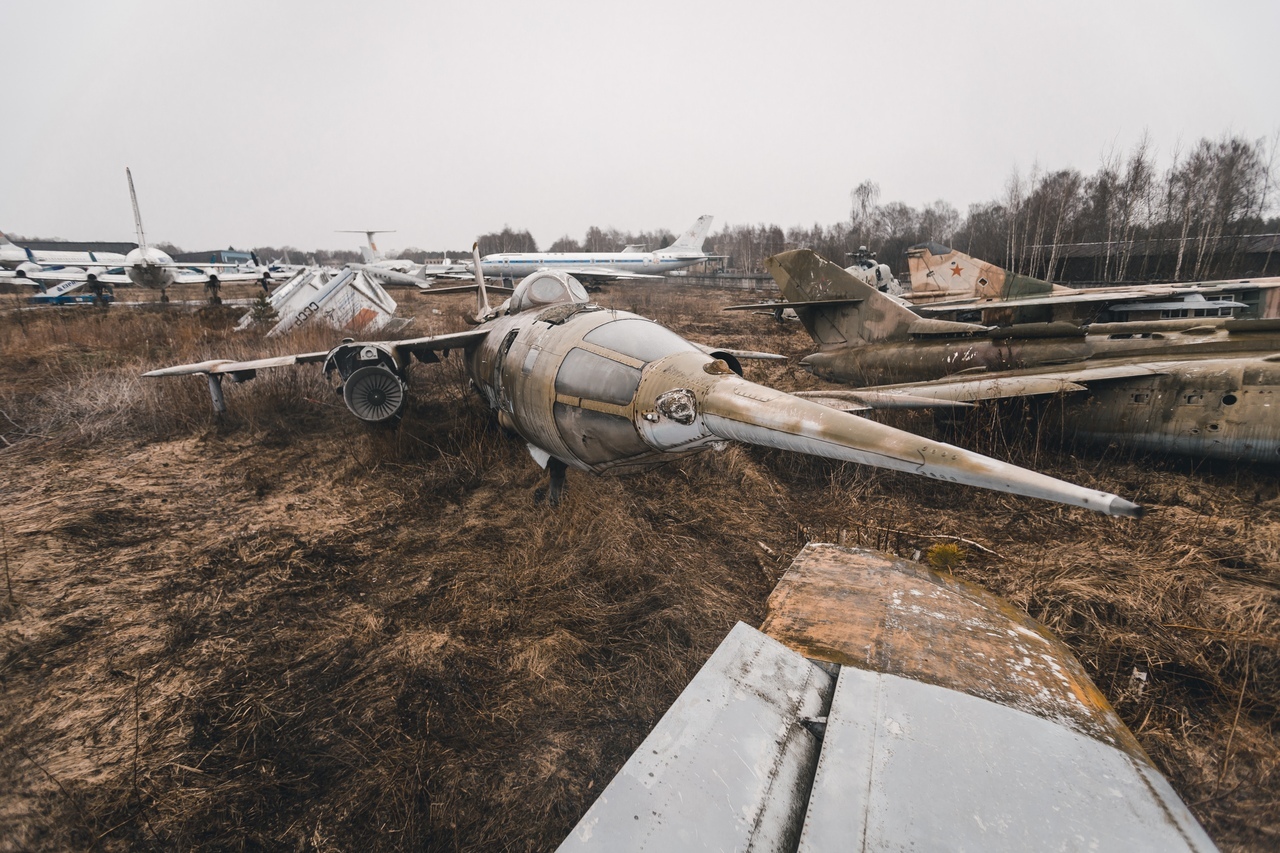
[746,249,1280,463]
[476,215,715,285]
[906,242,1280,326]
[145,246,1140,517]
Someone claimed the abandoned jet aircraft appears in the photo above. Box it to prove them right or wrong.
[145,247,1140,516]
[750,249,1280,463]
[561,543,1216,852]
[905,242,1280,326]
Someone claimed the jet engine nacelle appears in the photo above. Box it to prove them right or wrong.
[324,342,408,422]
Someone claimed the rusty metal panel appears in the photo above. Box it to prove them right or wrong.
[558,622,832,852]
[760,543,1140,751]
[798,665,1217,852]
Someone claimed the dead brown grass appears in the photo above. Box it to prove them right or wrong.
[1,284,1277,851]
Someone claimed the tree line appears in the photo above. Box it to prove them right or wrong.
[28,132,1266,282]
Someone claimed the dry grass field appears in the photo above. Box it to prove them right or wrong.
[1,281,1277,851]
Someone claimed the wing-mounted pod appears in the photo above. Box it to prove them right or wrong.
[323,341,409,422]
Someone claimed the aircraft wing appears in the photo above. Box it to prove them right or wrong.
[375,328,491,356]
[865,362,1169,403]
[143,329,492,379]
[560,544,1215,851]
[914,286,1211,312]
[7,267,130,285]
[171,270,268,285]
[143,352,332,377]
[539,266,665,282]
[794,389,975,412]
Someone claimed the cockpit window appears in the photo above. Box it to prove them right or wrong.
[554,348,642,406]
[509,271,590,313]
[582,318,699,363]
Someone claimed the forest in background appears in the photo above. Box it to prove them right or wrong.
[15,133,1279,282]
[444,133,1279,282]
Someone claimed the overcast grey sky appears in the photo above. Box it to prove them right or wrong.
[3,0,1277,254]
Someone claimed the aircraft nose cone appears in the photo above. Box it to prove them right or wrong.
[1107,497,1145,518]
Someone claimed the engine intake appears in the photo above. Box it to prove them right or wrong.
[342,365,406,422]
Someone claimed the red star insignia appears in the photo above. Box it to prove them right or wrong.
[950,264,963,277]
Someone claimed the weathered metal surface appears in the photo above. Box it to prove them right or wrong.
[564,545,1217,851]
[557,622,832,852]
[760,544,1138,749]
[766,249,1280,463]
[149,268,1143,513]
[798,665,1217,852]
[905,242,1280,324]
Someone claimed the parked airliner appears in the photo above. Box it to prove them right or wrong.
[477,215,716,284]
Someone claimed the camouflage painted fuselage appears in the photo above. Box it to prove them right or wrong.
[770,248,1280,464]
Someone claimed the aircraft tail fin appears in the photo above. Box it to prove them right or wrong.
[0,230,14,247]
[765,249,929,346]
[668,215,714,251]
[905,242,1066,300]
[126,167,148,253]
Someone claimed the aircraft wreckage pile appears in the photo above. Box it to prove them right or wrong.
[2,204,1278,849]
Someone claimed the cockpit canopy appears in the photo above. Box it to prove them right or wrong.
[508,270,590,314]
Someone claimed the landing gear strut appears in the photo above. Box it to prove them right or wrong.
[535,458,569,507]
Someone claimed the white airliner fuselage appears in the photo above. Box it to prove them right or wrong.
[476,215,716,284]
[0,231,128,273]
[479,249,708,279]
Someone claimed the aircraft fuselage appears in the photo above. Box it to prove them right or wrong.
[800,320,1280,387]
[478,251,706,280]
[1054,357,1280,462]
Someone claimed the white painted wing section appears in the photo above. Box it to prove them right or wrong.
[142,352,330,377]
[799,666,1216,852]
[558,622,832,852]
[544,266,664,281]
